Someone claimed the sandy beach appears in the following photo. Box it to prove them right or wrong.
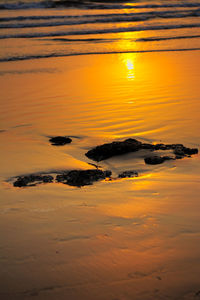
[1,1,200,299]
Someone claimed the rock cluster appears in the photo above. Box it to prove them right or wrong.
[85,138,198,164]
[13,169,112,188]
[13,175,53,187]
[11,137,198,188]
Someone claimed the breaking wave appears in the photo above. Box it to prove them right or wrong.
[1,9,200,29]
[1,22,200,39]
[1,47,200,62]
[1,0,200,10]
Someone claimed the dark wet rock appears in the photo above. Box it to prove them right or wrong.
[85,138,198,162]
[56,169,112,187]
[173,145,185,157]
[12,169,112,188]
[49,136,72,146]
[85,138,142,161]
[140,143,154,150]
[173,145,198,157]
[13,175,53,187]
[175,155,183,160]
[169,143,184,149]
[183,147,198,155]
[144,155,173,165]
[118,171,138,178]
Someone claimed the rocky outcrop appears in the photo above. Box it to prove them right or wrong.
[11,137,198,188]
[85,138,142,161]
[144,155,173,165]
[13,169,112,188]
[85,138,198,163]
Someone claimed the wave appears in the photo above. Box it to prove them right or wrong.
[1,8,200,22]
[1,23,200,39]
[1,10,200,29]
[0,1,51,10]
[48,34,200,43]
[1,0,200,10]
[137,34,200,42]
[1,47,200,62]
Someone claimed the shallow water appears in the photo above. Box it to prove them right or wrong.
[1,1,200,299]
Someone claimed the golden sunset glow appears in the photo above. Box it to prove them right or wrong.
[1,0,200,299]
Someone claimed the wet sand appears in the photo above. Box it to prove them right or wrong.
[0,51,200,299]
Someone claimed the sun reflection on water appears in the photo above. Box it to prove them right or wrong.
[121,53,136,80]
[126,59,135,79]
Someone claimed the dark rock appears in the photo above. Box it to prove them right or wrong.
[140,143,154,150]
[173,145,198,157]
[173,145,185,157]
[85,138,198,162]
[153,143,167,150]
[85,138,142,161]
[118,171,138,178]
[13,175,53,187]
[12,169,112,188]
[56,169,112,187]
[175,155,184,160]
[49,136,72,146]
[144,156,173,165]
[181,147,198,156]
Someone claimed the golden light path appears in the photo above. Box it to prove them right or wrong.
[116,31,139,80]
[122,53,136,79]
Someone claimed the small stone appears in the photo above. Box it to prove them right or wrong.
[182,147,198,155]
[153,143,167,150]
[175,155,184,160]
[49,136,72,146]
[173,145,198,157]
[141,143,154,150]
[144,156,173,165]
[118,171,138,178]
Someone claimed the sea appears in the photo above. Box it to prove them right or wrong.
[1,0,200,61]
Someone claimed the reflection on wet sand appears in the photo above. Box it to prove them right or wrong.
[0,49,200,299]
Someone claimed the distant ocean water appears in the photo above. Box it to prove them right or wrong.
[0,0,200,62]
